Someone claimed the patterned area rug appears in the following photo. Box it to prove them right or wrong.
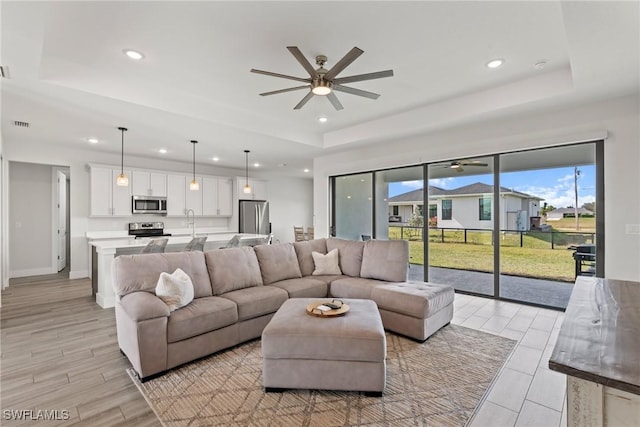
[128,325,515,426]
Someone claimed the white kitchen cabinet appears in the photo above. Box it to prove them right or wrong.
[203,177,233,216]
[132,171,167,196]
[89,166,132,216]
[237,178,267,200]
[166,174,186,216]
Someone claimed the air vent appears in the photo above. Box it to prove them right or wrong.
[13,121,30,128]
[0,66,8,79]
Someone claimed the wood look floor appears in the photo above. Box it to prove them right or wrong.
[1,274,159,426]
[1,274,568,427]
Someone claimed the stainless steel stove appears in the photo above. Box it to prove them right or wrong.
[128,222,172,239]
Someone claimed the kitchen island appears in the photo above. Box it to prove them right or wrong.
[88,232,267,308]
[549,276,640,426]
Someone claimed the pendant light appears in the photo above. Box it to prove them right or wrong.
[116,127,129,186]
[243,150,252,194]
[190,140,199,191]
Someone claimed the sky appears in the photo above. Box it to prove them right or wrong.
[389,165,596,209]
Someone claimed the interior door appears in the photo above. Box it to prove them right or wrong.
[57,170,67,271]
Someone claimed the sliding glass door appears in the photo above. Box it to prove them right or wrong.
[332,173,373,240]
[427,156,495,296]
[329,141,603,310]
[498,143,597,308]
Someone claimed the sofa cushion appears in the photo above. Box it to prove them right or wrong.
[253,243,302,285]
[329,277,388,299]
[155,268,194,311]
[360,239,409,282]
[205,247,263,295]
[293,239,328,276]
[268,277,328,298]
[326,238,365,277]
[312,249,342,275]
[167,296,238,343]
[220,286,288,322]
[113,251,213,298]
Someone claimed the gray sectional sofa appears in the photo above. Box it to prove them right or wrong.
[113,237,454,380]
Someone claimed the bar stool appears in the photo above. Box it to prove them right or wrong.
[306,226,314,240]
[294,226,305,242]
[184,236,207,252]
[140,238,168,254]
[223,235,241,248]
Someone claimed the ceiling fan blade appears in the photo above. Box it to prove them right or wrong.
[461,162,489,167]
[259,85,310,96]
[251,69,311,84]
[327,92,344,110]
[333,70,394,84]
[287,46,318,78]
[323,47,364,81]
[333,84,380,100]
[293,91,314,110]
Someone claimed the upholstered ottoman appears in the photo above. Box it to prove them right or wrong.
[261,298,386,396]
[371,281,454,341]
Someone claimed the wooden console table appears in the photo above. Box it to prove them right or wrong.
[549,276,640,426]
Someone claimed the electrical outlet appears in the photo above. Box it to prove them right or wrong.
[625,224,640,235]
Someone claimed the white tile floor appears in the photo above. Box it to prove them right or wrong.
[452,293,568,427]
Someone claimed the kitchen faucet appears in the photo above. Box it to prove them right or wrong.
[186,209,195,237]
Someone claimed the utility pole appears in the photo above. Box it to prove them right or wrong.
[574,166,581,230]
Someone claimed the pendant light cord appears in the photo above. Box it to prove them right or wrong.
[118,127,127,174]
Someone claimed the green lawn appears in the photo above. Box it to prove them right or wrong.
[389,226,579,282]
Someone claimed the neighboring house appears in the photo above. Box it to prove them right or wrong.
[388,182,543,231]
[546,207,594,221]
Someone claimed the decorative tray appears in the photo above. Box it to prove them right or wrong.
[306,300,350,317]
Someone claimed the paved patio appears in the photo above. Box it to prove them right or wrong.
[408,264,573,309]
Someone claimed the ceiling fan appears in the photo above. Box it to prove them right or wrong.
[250,46,393,110]
[446,160,489,173]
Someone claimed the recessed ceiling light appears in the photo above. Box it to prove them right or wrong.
[123,49,145,60]
[303,168,310,173]
[158,148,167,154]
[253,162,260,167]
[486,58,505,69]
[88,138,99,144]
[317,116,328,123]
[212,157,219,162]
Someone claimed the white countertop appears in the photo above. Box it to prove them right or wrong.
[89,233,267,251]
[86,227,237,240]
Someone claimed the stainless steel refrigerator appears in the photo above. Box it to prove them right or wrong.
[239,200,270,235]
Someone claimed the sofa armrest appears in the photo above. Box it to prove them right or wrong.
[119,291,170,321]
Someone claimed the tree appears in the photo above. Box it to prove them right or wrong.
[407,210,424,240]
[582,202,595,212]
[541,203,556,216]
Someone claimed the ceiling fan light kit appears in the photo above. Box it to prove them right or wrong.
[251,46,393,110]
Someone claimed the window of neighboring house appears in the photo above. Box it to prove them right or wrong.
[392,205,399,215]
[428,204,437,219]
[442,199,452,220]
[479,196,492,220]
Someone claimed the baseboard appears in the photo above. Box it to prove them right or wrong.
[96,292,115,309]
[9,267,57,278]
[69,269,89,280]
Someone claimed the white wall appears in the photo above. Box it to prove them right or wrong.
[8,162,54,276]
[314,95,640,281]
[266,177,313,243]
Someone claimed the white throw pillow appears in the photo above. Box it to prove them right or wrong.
[155,268,194,311]
[312,249,342,275]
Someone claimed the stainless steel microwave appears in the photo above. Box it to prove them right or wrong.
[132,195,167,215]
